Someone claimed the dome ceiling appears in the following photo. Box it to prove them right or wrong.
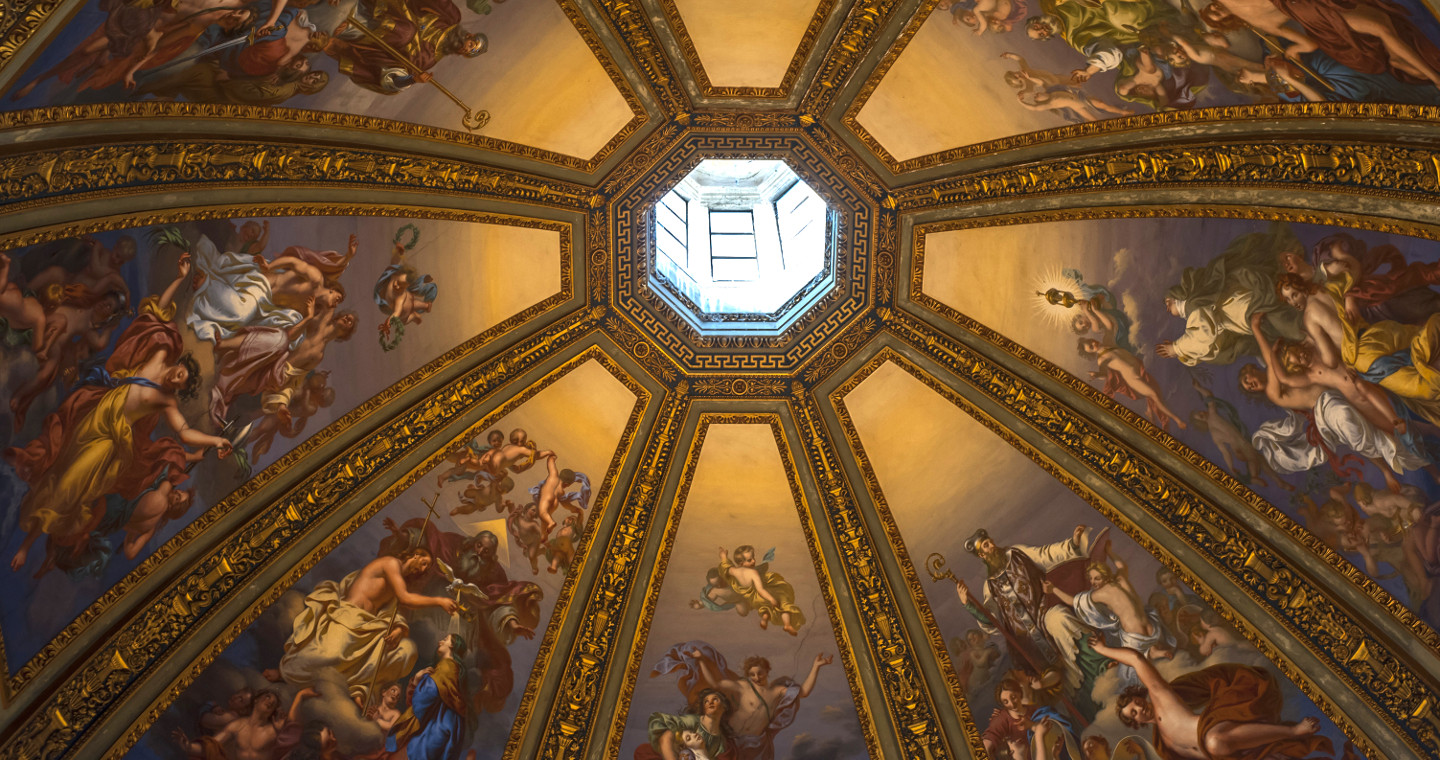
[0,1,1438,760]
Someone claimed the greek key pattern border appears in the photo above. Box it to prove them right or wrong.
[535,389,691,759]
[611,132,873,372]
[0,203,574,704]
[879,309,1440,756]
[104,346,651,760]
[909,209,1440,650]
[653,0,839,99]
[786,386,954,759]
[599,412,882,759]
[0,304,606,760]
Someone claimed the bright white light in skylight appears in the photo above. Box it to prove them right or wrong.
[652,160,829,317]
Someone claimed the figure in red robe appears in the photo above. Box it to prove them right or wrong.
[4,256,231,575]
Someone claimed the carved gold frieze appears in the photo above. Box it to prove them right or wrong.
[0,301,606,760]
[799,0,906,116]
[598,413,881,758]
[787,390,953,759]
[908,209,1440,652]
[653,0,838,99]
[536,389,692,759]
[892,141,1440,208]
[0,203,575,705]
[0,0,646,173]
[0,141,596,213]
[868,311,1436,754]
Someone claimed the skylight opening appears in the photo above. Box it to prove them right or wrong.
[650,159,832,321]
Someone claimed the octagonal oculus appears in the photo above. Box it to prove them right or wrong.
[649,159,837,335]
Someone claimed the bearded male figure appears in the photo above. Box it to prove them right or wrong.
[954,526,1108,711]
[267,548,458,708]
[325,0,487,94]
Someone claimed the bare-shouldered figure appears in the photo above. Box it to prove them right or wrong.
[1096,638,1321,760]
[345,553,458,616]
[1278,273,1346,369]
[686,650,832,738]
[173,689,318,760]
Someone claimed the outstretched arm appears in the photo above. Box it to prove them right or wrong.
[799,652,833,698]
[686,649,730,691]
[382,559,459,613]
[1090,637,1171,698]
[157,254,191,312]
[1041,579,1076,607]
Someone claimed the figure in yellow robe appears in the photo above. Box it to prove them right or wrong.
[1325,273,1440,425]
[718,545,806,636]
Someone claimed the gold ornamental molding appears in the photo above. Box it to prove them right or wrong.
[535,388,691,759]
[842,0,1440,175]
[799,0,907,117]
[105,346,652,760]
[786,386,953,759]
[653,0,839,99]
[0,203,574,704]
[874,312,1440,756]
[0,302,606,760]
[892,140,1440,210]
[600,413,882,759]
[0,0,645,173]
[831,347,1394,757]
[0,0,65,75]
[908,209,1440,651]
[592,0,691,116]
[0,141,598,215]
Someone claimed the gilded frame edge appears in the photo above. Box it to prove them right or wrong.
[651,0,840,99]
[906,207,1440,652]
[608,130,876,373]
[0,0,649,174]
[0,201,577,703]
[826,345,1389,758]
[837,0,1440,177]
[103,344,655,760]
[598,411,883,760]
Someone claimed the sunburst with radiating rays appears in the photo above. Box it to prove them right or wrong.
[1030,266,1087,330]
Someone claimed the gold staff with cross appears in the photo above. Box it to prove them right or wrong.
[342,13,490,130]
[360,490,453,715]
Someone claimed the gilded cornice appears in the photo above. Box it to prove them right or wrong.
[652,0,838,99]
[830,347,1400,756]
[592,0,691,116]
[118,347,650,760]
[840,0,1440,175]
[535,389,691,759]
[0,307,610,760]
[892,139,1440,210]
[786,387,953,759]
[877,311,1440,756]
[600,413,882,759]
[908,209,1440,653]
[798,0,907,117]
[0,0,645,173]
[0,141,598,214]
[0,0,65,75]
[0,203,574,704]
